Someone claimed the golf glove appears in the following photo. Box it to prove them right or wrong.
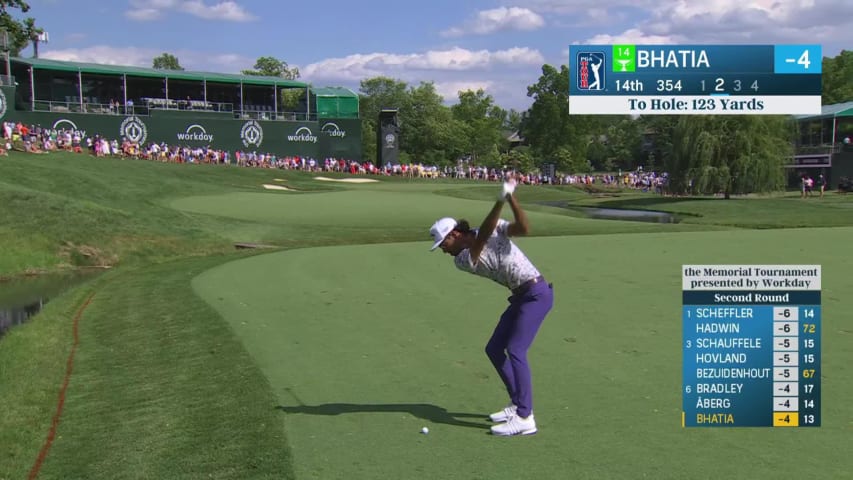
[498,179,517,201]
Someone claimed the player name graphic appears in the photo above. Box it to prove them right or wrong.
[636,49,710,68]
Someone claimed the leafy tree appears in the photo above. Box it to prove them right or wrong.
[660,116,792,198]
[0,1,42,56]
[358,77,410,163]
[242,56,299,79]
[402,81,466,165]
[152,53,183,70]
[822,50,853,105]
[520,64,600,167]
[505,109,523,132]
[452,88,506,164]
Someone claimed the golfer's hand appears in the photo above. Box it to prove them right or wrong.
[498,178,517,201]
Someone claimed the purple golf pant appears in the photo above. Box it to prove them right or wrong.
[485,280,553,418]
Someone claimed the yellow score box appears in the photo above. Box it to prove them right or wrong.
[773,412,799,427]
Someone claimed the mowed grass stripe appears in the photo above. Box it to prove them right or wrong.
[19,256,295,480]
[193,227,853,480]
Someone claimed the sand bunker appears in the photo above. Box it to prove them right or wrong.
[263,184,293,191]
[314,176,379,184]
[273,178,287,182]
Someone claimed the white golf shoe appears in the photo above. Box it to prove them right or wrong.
[491,414,537,436]
[489,404,517,422]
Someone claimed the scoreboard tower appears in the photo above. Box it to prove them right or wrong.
[568,45,822,115]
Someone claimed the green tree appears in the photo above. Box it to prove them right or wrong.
[152,53,183,70]
[661,116,792,198]
[242,56,300,79]
[358,76,410,163]
[0,1,42,57]
[402,82,466,165]
[520,64,600,165]
[451,88,506,164]
[822,50,853,104]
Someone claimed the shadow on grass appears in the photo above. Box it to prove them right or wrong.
[276,403,489,429]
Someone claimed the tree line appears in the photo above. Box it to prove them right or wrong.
[5,1,849,196]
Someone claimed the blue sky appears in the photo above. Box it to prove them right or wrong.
[24,0,853,110]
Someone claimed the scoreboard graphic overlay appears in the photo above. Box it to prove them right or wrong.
[682,265,821,427]
[569,45,821,115]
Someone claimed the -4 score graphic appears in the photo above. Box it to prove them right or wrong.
[569,44,821,115]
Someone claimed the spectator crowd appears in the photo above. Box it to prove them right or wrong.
[2,120,668,192]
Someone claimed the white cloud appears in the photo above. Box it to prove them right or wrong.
[40,45,254,75]
[302,47,544,82]
[583,28,678,45]
[41,45,157,66]
[125,0,256,22]
[434,81,496,101]
[442,7,545,37]
[521,0,853,51]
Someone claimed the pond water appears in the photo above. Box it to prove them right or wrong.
[0,271,98,338]
[539,201,680,223]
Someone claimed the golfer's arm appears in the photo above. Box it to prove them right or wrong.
[469,201,504,263]
[505,194,529,237]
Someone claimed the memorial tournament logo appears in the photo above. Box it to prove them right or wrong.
[240,120,263,148]
[384,133,396,148]
[577,51,605,91]
[0,89,7,119]
[320,122,346,138]
[287,126,318,143]
[119,116,147,144]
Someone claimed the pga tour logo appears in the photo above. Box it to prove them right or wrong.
[577,51,605,91]
[240,120,263,148]
[320,122,346,138]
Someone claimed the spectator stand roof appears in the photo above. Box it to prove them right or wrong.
[793,101,853,121]
[11,57,309,88]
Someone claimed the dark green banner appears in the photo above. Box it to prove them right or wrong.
[2,106,362,160]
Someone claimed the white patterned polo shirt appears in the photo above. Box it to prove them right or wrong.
[454,219,541,290]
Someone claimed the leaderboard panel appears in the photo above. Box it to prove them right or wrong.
[682,265,821,427]
[568,45,821,115]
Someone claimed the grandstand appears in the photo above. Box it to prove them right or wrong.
[790,101,853,189]
[0,57,361,159]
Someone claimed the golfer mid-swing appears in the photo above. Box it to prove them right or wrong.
[429,180,553,436]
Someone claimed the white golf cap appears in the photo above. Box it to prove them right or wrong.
[429,217,457,251]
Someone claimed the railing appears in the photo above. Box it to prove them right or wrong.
[141,97,233,113]
[28,99,317,122]
[795,144,842,155]
[33,100,150,116]
[234,110,317,122]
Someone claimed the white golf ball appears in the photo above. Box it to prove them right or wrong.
[421,427,429,434]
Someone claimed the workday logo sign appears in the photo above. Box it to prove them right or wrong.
[52,118,87,139]
[177,124,214,142]
[287,126,318,143]
[320,122,346,139]
[577,51,605,91]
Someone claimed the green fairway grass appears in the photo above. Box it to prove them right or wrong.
[191,229,853,480]
[2,150,852,479]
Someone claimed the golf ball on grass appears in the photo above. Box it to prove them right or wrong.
[421,427,429,434]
